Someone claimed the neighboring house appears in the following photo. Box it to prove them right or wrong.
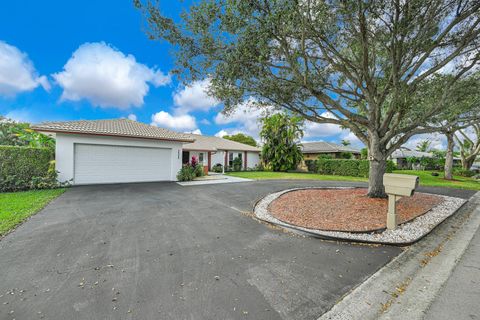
[389,148,461,169]
[32,119,194,185]
[182,134,261,171]
[32,119,260,185]
[390,149,433,169]
[300,141,361,161]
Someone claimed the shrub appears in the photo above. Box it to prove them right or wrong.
[0,146,60,192]
[386,160,397,172]
[212,163,223,173]
[233,156,243,171]
[194,163,204,177]
[454,168,476,177]
[177,164,195,181]
[255,163,265,171]
[304,160,317,172]
[315,158,395,177]
[339,152,353,159]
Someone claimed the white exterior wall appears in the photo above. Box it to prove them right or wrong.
[55,133,184,184]
[227,150,260,169]
[247,152,261,168]
[211,151,225,167]
[188,151,208,166]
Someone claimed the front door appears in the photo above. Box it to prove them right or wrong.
[182,151,190,164]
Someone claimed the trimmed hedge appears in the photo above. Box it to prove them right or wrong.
[315,159,396,177]
[0,146,54,192]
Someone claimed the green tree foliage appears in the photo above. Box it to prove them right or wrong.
[223,133,257,147]
[0,116,54,151]
[137,0,480,197]
[417,73,480,179]
[341,139,351,147]
[260,113,303,171]
[416,140,432,152]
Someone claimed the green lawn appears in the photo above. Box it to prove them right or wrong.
[0,188,65,236]
[227,170,480,190]
[392,170,480,190]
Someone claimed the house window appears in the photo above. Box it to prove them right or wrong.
[229,152,242,167]
[199,152,204,164]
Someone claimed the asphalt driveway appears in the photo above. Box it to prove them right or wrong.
[1,180,467,320]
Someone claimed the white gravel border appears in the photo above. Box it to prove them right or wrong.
[254,187,467,245]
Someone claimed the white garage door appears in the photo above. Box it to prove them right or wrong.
[74,144,172,184]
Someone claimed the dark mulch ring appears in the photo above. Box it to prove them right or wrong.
[268,188,444,232]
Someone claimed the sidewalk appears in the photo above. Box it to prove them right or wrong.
[425,226,480,320]
[319,191,480,320]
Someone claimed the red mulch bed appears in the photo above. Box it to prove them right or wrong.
[268,188,444,232]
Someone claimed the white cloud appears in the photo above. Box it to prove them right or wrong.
[185,129,202,135]
[173,78,219,114]
[53,42,170,109]
[4,109,35,123]
[403,133,446,151]
[339,131,364,148]
[214,128,250,138]
[215,129,228,138]
[127,113,137,121]
[303,112,343,138]
[151,111,197,131]
[214,98,272,139]
[0,41,50,96]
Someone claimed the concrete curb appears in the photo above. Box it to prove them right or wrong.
[318,191,480,320]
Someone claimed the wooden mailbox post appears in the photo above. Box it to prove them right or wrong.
[383,173,419,230]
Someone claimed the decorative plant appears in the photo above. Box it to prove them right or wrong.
[260,113,304,172]
[177,164,195,181]
[212,163,223,173]
[232,156,243,171]
[190,155,198,167]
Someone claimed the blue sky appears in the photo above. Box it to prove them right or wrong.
[0,0,368,145]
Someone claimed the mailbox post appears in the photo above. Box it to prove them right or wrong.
[383,173,419,230]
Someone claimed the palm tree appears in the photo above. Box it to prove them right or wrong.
[416,140,431,152]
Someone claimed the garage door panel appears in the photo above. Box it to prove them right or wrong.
[74,144,171,184]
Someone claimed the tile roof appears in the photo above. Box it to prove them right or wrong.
[300,141,361,154]
[31,119,195,142]
[390,149,434,159]
[183,134,261,152]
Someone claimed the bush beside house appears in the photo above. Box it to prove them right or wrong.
[0,146,59,192]
[177,156,205,181]
[308,158,396,177]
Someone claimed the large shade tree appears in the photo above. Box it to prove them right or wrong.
[136,0,480,197]
[417,74,480,179]
[455,124,480,170]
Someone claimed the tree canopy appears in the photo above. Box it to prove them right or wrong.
[137,0,480,197]
[223,133,257,147]
[0,116,54,150]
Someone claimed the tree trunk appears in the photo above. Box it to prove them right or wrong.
[367,143,387,198]
[462,157,475,170]
[444,132,454,180]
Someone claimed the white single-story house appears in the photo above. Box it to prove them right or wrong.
[182,133,261,172]
[32,119,260,185]
[389,148,461,169]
